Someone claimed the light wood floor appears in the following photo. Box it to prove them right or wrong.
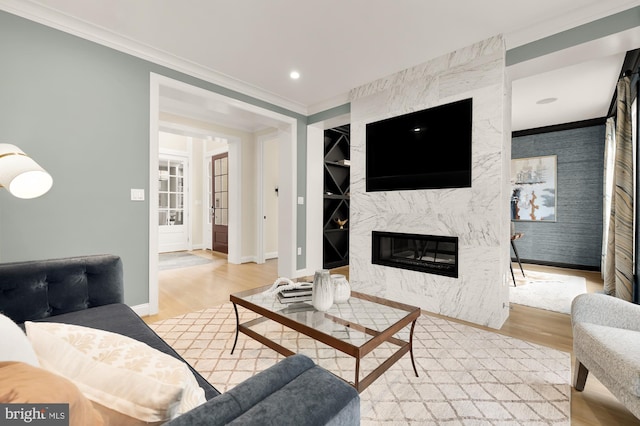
[144,251,640,425]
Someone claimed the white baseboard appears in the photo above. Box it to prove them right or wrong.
[130,303,151,317]
[294,268,316,279]
[240,253,278,263]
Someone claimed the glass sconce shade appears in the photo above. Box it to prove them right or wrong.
[0,144,53,199]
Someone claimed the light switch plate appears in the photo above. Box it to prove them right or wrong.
[131,189,145,201]
[297,196,304,205]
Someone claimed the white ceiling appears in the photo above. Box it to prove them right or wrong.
[3,0,639,132]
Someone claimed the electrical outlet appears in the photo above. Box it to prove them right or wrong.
[297,247,302,255]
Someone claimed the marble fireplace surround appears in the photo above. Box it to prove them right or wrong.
[349,35,511,329]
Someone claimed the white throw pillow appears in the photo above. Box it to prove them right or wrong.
[0,313,39,367]
[25,321,205,422]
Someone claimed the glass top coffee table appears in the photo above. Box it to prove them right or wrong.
[230,285,420,392]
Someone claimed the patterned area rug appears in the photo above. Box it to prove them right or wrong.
[150,303,570,425]
[158,251,211,270]
[510,270,587,314]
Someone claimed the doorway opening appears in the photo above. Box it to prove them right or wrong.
[149,73,298,315]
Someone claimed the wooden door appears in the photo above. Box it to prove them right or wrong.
[212,153,228,254]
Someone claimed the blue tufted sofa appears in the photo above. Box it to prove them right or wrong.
[0,254,360,425]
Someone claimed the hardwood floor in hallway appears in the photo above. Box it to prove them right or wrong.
[143,252,639,425]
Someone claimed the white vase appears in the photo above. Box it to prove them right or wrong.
[312,269,333,311]
[331,274,351,303]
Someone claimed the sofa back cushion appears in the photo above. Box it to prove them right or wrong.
[0,254,124,323]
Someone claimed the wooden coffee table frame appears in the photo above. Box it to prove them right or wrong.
[230,286,420,393]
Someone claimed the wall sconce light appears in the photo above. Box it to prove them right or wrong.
[0,144,53,199]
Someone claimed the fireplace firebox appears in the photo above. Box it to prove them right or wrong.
[372,231,458,278]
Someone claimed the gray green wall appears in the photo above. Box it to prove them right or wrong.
[0,10,307,305]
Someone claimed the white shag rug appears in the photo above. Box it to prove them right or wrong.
[510,270,587,314]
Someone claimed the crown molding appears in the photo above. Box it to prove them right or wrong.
[0,0,309,116]
[307,93,351,116]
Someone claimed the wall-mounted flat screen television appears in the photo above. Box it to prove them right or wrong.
[366,98,472,192]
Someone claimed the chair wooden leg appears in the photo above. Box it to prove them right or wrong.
[574,360,589,391]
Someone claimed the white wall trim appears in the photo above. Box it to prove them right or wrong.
[295,267,316,279]
[277,126,298,278]
[158,147,190,157]
[265,251,278,260]
[159,121,223,140]
[256,135,266,265]
[227,137,242,265]
[187,138,193,251]
[130,303,150,317]
[148,74,160,315]
[256,130,279,265]
[203,151,211,251]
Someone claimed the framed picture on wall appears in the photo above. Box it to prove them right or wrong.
[511,155,557,222]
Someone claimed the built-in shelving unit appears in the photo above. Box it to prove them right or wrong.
[323,125,350,269]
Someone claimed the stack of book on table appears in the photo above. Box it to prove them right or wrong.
[277,283,312,304]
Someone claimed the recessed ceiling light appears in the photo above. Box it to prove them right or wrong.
[290,70,300,80]
[536,97,558,105]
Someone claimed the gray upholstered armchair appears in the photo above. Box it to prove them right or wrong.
[571,293,640,420]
